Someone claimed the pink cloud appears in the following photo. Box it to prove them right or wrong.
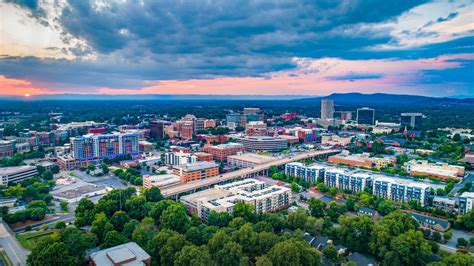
[97,54,471,96]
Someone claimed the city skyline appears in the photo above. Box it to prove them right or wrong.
[0,0,473,97]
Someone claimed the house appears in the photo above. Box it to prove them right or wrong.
[409,212,451,232]
[357,207,380,221]
[89,242,151,266]
[347,252,377,266]
[377,137,407,147]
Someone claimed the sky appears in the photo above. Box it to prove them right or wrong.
[0,0,473,97]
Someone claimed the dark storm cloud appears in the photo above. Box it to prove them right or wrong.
[1,0,472,95]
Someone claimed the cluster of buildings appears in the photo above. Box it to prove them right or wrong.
[286,162,433,207]
[180,178,292,220]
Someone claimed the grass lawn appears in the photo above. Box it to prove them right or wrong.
[16,230,54,250]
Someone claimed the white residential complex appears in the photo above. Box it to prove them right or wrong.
[180,178,292,221]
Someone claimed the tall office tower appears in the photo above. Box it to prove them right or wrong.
[400,113,423,129]
[226,113,242,128]
[194,118,206,132]
[150,120,169,139]
[321,99,335,119]
[356,107,375,125]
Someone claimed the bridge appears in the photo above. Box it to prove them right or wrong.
[162,149,340,199]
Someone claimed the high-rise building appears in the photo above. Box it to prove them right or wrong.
[400,113,423,129]
[226,113,242,128]
[321,99,334,119]
[356,107,375,125]
[194,118,206,132]
[177,121,194,140]
[150,120,169,139]
[70,133,139,160]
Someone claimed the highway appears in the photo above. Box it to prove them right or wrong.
[0,222,29,265]
[162,149,340,198]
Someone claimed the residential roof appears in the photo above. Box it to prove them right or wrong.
[409,212,450,230]
[347,252,376,266]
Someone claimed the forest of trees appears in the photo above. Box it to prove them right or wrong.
[26,187,472,266]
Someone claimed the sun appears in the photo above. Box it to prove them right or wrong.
[24,93,31,97]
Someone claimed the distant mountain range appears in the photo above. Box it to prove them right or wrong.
[0,92,473,105]
[294,93,474,106]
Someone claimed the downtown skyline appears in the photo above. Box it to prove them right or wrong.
[0,0,473,97]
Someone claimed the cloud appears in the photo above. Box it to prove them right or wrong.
[0,0,472,96]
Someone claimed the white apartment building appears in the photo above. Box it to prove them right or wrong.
[181,178,293,221]
[165,151,197,166]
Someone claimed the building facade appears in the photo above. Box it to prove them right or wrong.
[285,162,325,183]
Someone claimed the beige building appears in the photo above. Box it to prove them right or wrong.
[404,160,465,181]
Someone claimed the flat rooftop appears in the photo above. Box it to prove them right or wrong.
[0,165,36,176]
[173,161,218,172]
[227,153,277,164]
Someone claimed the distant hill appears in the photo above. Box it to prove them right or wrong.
[294,93,474,106]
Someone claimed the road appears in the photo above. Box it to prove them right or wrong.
[451,171,474,196]
[0,222,29,265]
[161,149,340,198]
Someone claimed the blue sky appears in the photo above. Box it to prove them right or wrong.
[0,0,473,97]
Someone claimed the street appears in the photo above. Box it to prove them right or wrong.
[0,222,29,265]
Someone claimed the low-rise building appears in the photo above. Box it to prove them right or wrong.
[235,136,288,151]
[328,152,373,168]
[172,161,219,183]
[228,153,277,168]
[89,242,151,266]
[409,212,450,232]
[203,143,245,161]
[321,134,353,147]
[404,160,465,181]
[165,151,197,166]
[142,174,181,189]
[193,152,214,161]
[0,166,38,185]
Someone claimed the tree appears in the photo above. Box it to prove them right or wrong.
[60,201,69,212]
[55,220,66,230]
[338,215,374,253]
[267,239,321,266]
[42,170,53,180]
[160,204,189,233]
[207,230,231,259]
[386,230,432,266]
[216,241,246,266]
[101,230,128,248]
[432,231,442,242]
[441,252,473,266]
[143,187,164,202]
[29,207,46,220]
[122,219,139,239]
[125,195,149,220]
[322,245,338,263]
[256,255,273,266]
[233,202,256,222]
[174,245,212,266]
[27,238,75,266]
[207,211,232,227]
[291,182,300,193]
[57,227,97,263]
[51,165,60,174]
[443,230,453,241]
[369,211,419,259]
[308,198,326,218]
[159,234,189,266]
[376,199,394,215]
[148,229,179,261]
[328,187,338,197]
[110,210,130,232]
[305,216,324,236]
[132,217,157,249]
[457,237,468,247]
[288,208,308,230]
[91,212,114,243]
[452,133,461,141]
